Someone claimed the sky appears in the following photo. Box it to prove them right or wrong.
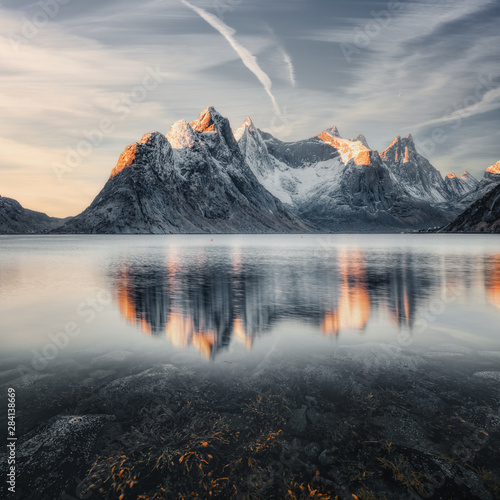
[1,0,499,217]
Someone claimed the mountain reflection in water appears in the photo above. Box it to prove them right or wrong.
[486,254,500,309]
[109,244,500,359]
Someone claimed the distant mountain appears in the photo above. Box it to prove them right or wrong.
[0,195,66,234]
[379,134,453,206]
[458,161,500,207]
[238,122,460,231]
[444,171,480,200]
[55,108,311,234]
[440,183,500,233]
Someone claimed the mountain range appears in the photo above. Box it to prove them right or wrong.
[2,107,500,234]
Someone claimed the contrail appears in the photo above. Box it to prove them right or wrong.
[282,50,296,87]
[181,0,281,116]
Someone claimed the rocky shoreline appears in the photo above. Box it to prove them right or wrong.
[1,344,499,499]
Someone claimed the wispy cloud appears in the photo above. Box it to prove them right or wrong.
[281,49,296,87]
[180,0,281,116]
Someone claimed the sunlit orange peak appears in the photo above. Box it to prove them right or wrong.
[486,161,500,175]
[190,106,219,133]
[110,143,139,178]
[233,117,255,141]
[318,131,373,166]
[403,146,410,163]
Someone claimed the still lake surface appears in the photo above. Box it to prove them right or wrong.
[1,233,500,367]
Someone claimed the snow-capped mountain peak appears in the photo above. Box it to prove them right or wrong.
[324,126,341,137]
[233,117,256,141]
[379,134,453,204]
[349,134,370,149]
[486,161,500,175]
[190,106,221,133]
[166,120,196,150]
[190,106,241,161]
[51,108,496,236]
[110,132,172,179]
[460,171,479,188]
[379,135,415,164]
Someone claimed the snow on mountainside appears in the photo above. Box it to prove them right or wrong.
[318,129,377,166]
[236,119,344,205]
[237,122,459,231]
[55,107,312,234]
[460,171,481,189]
[379,135,451,205]
[444,171,480,200]
[440,183,500,233]
[458,161,500,207]
[0,195,66,234]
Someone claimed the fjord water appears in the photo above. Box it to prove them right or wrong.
[1,233,500,364]
[2,234,500,499]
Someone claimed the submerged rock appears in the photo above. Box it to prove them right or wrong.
[473,371,500,382]
[0,414,114,500]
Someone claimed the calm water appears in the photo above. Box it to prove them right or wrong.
[1,234,500,368]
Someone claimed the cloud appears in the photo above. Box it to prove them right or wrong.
[0,0,499,215]
[413,86,500,130]
[180,0,281,116]
[281,49,296,87]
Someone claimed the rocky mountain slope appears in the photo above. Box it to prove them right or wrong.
[237,121,466,231]
[444,172,480,200]
[0,195,66,234]
[379,134,450,205]
[440,182,500,233]
[458,161,500,207]
[55,108,311,234]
